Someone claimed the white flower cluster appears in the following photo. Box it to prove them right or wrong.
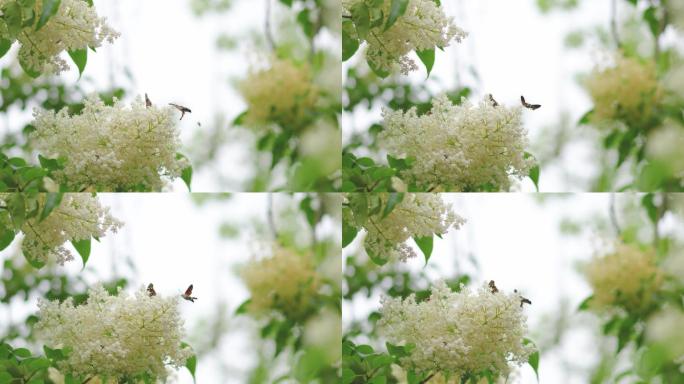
[241,246,320,319]
[16,193,122,265]
[362,193,464,262]
[35,285,192,380]
[584,242,663,312]
[343,0,466,74]
[13,0,119,74]
[585,54,662,126]
[379,281,534,379]
[380,95,533,191]
[239,57,318,131]
[30,95,187,191]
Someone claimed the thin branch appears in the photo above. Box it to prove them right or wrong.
[267,193,277,241]
[419,373,436,384]
[610,0,622,49]
[609,193,622,237]
[264,0,276,51]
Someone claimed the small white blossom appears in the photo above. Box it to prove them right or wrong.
[583,242,663,312]
[343,0,466,74]
[379,281,534,379]
[35,285,192,380]
[30,95,187,192]
[4,193,122,265]
[241,246,320,319]
[15,0,119,74]
[361,193,465,262]
[380,95,533,191]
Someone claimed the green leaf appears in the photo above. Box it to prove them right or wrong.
[68,48,87,77]
[381,193,404,218]
[19,54,41,78]
[577,295,593,311]
[351,3,370,40]
[8,194,26,230]
[235,299,251,314]
[296,9,314,39]
[13,348,31,358]
[71,238,91,267]
[36,0,61,31]
[0,226,15,251]
[385,0,409,31]
[342,222,358,247]
[641,194,658,225]
[413,236,433,265]
[279,0,293,6]
[366,245,388,266]
[39,192,63,222]
[523,338,540,381]
[342,20,359,61]
[185,353,197,383]
[232,110,248,126]
[181,166,193,192]
[529,165,540,191]
[643,7,660,38]
[578,109,594,125]
[0,39,12,59]
[416,48,435,77]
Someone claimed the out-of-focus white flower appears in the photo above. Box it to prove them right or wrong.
[6,193,122,265]
[663,250,684,285]
[358,193,464,262]
[583,242,663,312]
[31,95,187,191]
[379,281,534,379]
[647,307,684,366]
[646,121,684,178]
[380,95,533,191]
[239,57,318,130]
[241,246,319,319]
[299,118,341,176]
[664,64,684,100]
[585,54,662,126]
[14,0,119,74]
[304,309,342,363]
[35,285,192,380]
[668,1,684,30]
[343,0,466,74]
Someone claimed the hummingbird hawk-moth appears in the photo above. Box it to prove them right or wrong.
[520,96,541,110]
[145,93,153,108]
[169,103,192,120]
[147,283,156,297]
[181,284,197,302]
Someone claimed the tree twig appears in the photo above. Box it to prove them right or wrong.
[267,193,278,240]
[264,0,275,51]
[609,193,622,237]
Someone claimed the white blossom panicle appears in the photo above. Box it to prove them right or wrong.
[239,57,318,130]
[241,246,319,319]
[584,243,663,312]
[16,0,119,74]
[380,95,533,191]
[392,366,512,384]
[379,281,534,379]
[362,193,464,262]
[35,285,192,380]
[15,193,122,265]
[585,54,662,126]
[30,95,187,191]
[343,0,466,74]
